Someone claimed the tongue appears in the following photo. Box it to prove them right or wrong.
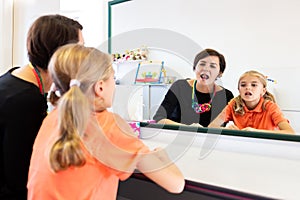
[201,74,209,79]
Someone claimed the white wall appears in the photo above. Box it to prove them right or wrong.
[5,0,106,72]
[0,0,13,74]
[60,0,106,49]
[0,0,60,75]
[13,0,60,68]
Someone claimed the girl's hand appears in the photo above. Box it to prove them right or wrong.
[242,127,258,131]
[226,124,240,130]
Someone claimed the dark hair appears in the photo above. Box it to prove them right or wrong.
[193,48,226,73]
[27,14,83,70]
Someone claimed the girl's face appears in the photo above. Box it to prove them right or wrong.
[195,56,221,85]
[238,75,266,107]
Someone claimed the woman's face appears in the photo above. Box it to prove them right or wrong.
[194,55,221,85]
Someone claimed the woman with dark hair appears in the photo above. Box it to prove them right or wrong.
[0,14,83,199]
[153,48,234,127]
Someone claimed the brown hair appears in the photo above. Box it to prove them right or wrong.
[193,48,226,73]
[48,44,113,172]
[27,14,83,70]
[233,70,276,115]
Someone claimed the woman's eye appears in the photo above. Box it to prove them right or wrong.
[210,65,216,68]
[240,84,246,87]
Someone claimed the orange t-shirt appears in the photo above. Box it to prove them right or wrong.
[27,109,149,200]
[224,97,288,130]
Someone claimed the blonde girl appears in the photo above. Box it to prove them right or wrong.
[27,44,184,199]
[209,70,294,134]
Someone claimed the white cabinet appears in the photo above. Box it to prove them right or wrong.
[112,84,170,121]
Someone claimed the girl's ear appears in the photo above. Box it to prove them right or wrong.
[94,80,104,97]
[261,87,267,96]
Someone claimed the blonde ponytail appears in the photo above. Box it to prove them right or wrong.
[48,44,113,172]
[50,85,90,172]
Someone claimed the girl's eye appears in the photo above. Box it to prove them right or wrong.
[240,83,246,87]
[251,83,257,87]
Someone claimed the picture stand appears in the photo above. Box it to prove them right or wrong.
[134,60,164,84]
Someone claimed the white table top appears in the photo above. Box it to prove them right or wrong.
[140,127,300,199]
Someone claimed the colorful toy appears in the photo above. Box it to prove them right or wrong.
[112,46,148,63]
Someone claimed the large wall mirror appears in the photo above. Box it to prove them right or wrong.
[108,0,300,138]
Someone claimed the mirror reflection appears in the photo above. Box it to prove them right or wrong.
[109,0,300,136]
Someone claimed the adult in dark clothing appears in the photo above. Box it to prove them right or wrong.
[153,49,234,127]
[0,14,84,200]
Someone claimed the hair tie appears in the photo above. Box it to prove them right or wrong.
[49,83,56,92]
[47,83,62,97]
[70,79,81,87]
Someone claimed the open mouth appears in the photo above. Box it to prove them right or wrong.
[245,92,252,96]
[200,74,209,80]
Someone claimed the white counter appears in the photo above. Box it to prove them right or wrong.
[139,126,300,199]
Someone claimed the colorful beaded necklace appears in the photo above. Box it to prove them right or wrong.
[29,63,45,97]
[191,80,216,114]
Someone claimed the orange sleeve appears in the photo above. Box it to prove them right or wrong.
[109,114,150,180]
[85,112,150,181]
[267,101,289,126]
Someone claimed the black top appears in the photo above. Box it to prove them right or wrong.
[153,79,234,127]
[0,67,47,199]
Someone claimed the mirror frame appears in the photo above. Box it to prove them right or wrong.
[141,122,300,142]
[108,0,132,53]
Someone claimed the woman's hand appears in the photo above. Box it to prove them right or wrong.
[190,123,203,127]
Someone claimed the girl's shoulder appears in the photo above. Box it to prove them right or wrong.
[264,99,279,109]
[95,110,136,137]
[96,109,124,122]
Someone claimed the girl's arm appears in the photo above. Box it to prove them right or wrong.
[136,148,185,194]
[277,121,295,134]
[156,118,185,126]
[157,119,203,127]
[242,121,295,134]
